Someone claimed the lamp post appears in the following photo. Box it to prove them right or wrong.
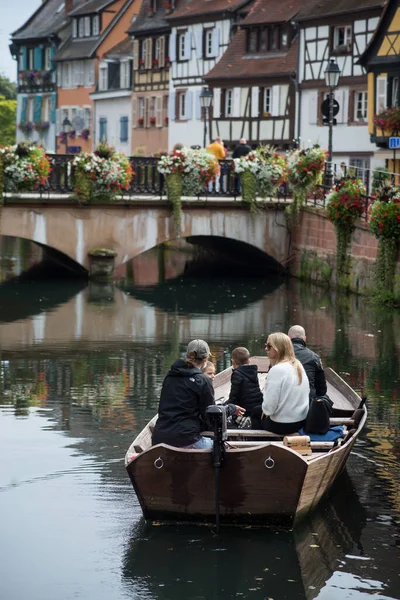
[324,59,341,188]
[199,88,213,148]
[62,117,72,155]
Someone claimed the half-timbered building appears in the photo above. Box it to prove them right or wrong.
[204,0,301,151]
[359,0,400,175]
[128,0,170,155]
[90,37,133,153]
[297,0,386,177]
[54,0,141,154]
[166,0,253,150]
[10,0,74,153]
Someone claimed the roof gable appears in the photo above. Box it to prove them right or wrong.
[359,0,400,65]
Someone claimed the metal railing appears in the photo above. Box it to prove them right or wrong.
[2,155,377,221]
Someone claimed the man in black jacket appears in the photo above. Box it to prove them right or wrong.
[228,347,263,416]
[232,138,252,159]
[288,325,327,400]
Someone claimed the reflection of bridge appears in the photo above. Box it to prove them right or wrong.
[0,201,289,273]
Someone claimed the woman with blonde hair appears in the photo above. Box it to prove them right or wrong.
[251,332,310,434]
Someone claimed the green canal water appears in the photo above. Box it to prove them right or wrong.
[0,241,399,600]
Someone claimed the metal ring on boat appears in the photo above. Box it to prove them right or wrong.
[154,457,164,469]
[264,456,275,469]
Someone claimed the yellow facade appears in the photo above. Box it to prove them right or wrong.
[378,7,400,55]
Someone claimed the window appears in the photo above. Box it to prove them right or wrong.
[44,47,51,70]
[154,38,160,61]
[42,96,51,122]
[333,26,352,51]
[120,116,129,142]
[27,97,34,121]
[84,107,91,130]
[61,108,69,123]
[99,117,107,141]
[138,97,145,121]
[72,19,78,38]
[100,67,107,91]
[92,16,100,36]
[19,50,25,71]
[264,87,272,114]
[85,61,95,87]
[28,49,34,70]
[140,40,146,67]
[281,29,288,47]
[84,16,91,37]
[205,29,213,58]
[248,30,258,53]
[349,157,370,185]
[178,31,186,60]
[178,91,186,119]
[163,95,168,123]
[259,28,267,52]
[62,62,72,88]
[120,61,130,88]
[225,89,233,116]
[79,18,85,38]
[355,91,368,121]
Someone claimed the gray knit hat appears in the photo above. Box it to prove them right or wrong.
[186,339,211,360]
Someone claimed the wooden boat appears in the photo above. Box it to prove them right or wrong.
[125,357,367,528]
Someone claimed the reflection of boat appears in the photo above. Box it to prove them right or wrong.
[119,276,282,315]
[125,358,367,528]
[121,472,366,600]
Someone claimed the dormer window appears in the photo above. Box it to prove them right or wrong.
[73,19,78,38]
[333,26,352,52]
[246,26,287,54]
[79,18,84,37]
[84,16,91,37]
[248,30,258,53]
[93,16,100,36]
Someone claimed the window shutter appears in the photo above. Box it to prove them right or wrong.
[21,96,27,122]
[196,30,203,59]
[120,116,128,142]
[169,92,176,120]
[33,95,42,122]
[211,28,220,58]
[184,31,191,60]
[213,88,221,118]
[50,93,56,123]
[185,90,193,119]
[159,37,165,67]
[133,40,139,71]
[195,89,201,120]
[337,88,349,124]
[132,97,137,128]
[21,47,28,70]
[56,108,61,134]
[271,85,280,116]
[308,90,318,124]
[146,38,153,69]
[144,97,150,127]
[376,75,387,111]
[251,86,259,118]
[232,87,241,117]
[156,96,163,127]
[169,32,176,62]
[34,46,43,70]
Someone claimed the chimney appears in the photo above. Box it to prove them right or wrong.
[65,0,73,14]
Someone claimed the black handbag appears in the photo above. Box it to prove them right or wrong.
[304,394,333,435]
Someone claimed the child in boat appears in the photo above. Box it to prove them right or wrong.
[228,347,263,417]
[202,360,216,381]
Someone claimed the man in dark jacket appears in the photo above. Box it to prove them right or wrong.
[288,325,327,400]
[232,138,252,158]
[152,339,241,448]
[228,347,263,416]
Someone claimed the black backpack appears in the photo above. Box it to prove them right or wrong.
[304,394,333,435]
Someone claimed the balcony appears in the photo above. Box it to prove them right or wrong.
[18,70,55,93]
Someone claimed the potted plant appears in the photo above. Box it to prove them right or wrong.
[149,116,157,126]
[152,58,159,68]
[181,147,219,197]
[0,144,51,199]
[18,122,34,135]
[326,178,366,289]
[286,144,327,220]
[137,117,144,127]
[80,128,90,140]
[157,149,186,234]
[164,116,169,126]
[373,106,400,136]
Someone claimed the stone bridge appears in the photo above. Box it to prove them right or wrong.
[0,199,290,273]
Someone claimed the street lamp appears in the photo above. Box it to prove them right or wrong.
[324,59,341,188]
[62,117,72,154]
[200,88,213,148]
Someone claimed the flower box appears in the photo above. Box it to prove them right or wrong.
[137,117,144,127]
[0,144,51,195]
[149,117,157,126]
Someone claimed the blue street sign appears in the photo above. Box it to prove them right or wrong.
[389,137,400,149]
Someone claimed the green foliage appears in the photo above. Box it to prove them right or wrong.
[372,167,390,192]
[0,96,17,146]
[241,170,258,213]
[0,75,17,100]
[369,196,400,240]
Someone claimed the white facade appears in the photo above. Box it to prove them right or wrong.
[297,16,384,175]
[168,19,232,149]
[91,91,132,154]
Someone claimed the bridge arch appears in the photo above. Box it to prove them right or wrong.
[0,204,290,272]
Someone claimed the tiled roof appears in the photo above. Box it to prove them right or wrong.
[243,0,303,26]
[297,0,385,21]
[128,3,169,35]
[167,0,251,20]
[54,37,98,60]
[70,0,115,16]
[105,36,133,57]
[204,28,297,80]
[12,0,73,40]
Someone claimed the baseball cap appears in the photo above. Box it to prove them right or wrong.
[186,339,211,360]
